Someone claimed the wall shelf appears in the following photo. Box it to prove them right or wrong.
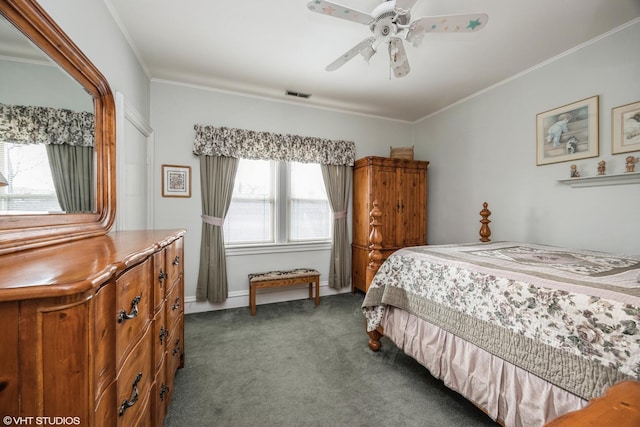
[558,172,640,188]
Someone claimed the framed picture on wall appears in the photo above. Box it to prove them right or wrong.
[611,100,640,154]
[162,164,191,198]
[536,96,599,165]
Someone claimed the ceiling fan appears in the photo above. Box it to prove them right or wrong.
[307,0,488,78]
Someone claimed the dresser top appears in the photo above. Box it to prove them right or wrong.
[0,229,185,302]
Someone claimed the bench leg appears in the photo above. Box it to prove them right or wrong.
[314,276,320,307]
[250,283,257,316]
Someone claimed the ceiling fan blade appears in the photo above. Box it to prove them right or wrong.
[394,0,418,15]
[326,37,376,71]
[406,13,488,46]
[388,37,410,78]
[307,0,373,25]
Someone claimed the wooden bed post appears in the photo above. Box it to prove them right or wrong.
[366,200,383,289]
[366,200,384,351]
[479,202,492,242]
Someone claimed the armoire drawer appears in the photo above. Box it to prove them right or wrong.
[116,258,151,366]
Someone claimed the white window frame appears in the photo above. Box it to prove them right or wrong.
[225,159,332,256]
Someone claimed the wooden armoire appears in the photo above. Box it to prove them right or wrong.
[352,156,429,293]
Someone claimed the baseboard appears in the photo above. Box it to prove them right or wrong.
[184,281,352,314]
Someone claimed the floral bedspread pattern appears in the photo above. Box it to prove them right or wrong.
[362,242,640,399]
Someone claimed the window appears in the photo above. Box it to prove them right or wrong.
[0,142,61,213]
[224,159,331,246]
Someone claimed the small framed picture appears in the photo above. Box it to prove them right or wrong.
[536,96,599,165]
[162,164,191,198]
[611,100,640,154]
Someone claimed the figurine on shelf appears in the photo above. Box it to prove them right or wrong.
[626,156,636,173]
[570,164,580,178]
[597,160,606,175]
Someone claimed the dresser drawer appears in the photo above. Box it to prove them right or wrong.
[152,357,168,426]
[117,326,152,427]
[153,303,166,371]
[0,302,19,414]
[165,237,184,286]
[166,313,183,405]
[165,278,183,329]
[152,250,167,313]
[116,259,151,366]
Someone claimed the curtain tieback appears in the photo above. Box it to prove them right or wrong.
[333,210,347,219]
[202,215,224,227]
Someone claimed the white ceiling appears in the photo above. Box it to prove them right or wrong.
[105,0,640,122]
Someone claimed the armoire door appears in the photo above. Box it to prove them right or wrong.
[397,166,427,246]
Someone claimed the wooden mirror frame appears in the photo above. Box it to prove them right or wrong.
[0,0,116,255]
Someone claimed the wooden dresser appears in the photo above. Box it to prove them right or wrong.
[352,156,429,293]
[0,230,185,427]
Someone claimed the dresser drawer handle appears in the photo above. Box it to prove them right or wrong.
[172,338,181,356]
[171,296,181,311]
[159,383,170,401]
[119,372,142,416]
[172,255,180,266]
[159,326,167,344]
[158,270,168,284]
[117,295,141,323]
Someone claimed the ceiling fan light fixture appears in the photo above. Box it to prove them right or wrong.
[360,45,376,62]
[307,0,488,77]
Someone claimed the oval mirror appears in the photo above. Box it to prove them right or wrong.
[0,0,115,254]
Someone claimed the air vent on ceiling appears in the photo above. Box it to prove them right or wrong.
[285,90,311,99]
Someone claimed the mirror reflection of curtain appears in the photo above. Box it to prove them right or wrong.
[0,103,95,212]
[46,144,94,213]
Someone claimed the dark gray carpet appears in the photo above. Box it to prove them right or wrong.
[164,293,500,427]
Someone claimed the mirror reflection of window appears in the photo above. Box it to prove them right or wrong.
[0,141,61,213]
[1,12,95,215]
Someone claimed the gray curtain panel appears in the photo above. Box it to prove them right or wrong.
[321,164,352,289]
[196,155,238,303]
[46,144,94,213]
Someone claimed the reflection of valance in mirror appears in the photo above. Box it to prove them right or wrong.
[0,103,94,146]
[193,125,356,166]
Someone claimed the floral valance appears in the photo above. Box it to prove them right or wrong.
[0,103,94,147]
[193,125,356,166]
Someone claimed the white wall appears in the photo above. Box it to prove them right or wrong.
[0,59,92,111]
[413,20,640,255]
[39,0,150,120]
[150,81,413,311]
[38,0,154,231]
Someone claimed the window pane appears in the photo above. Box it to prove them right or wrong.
[0,142,61,213]
[289,162,331,242]
[224,159,274,244]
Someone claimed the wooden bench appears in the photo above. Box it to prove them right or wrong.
[248,268,320,316]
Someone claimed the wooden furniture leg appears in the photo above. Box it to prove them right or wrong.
[250,283,257,316]
[248,269,320,316]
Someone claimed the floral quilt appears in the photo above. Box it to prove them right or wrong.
[362,241,640,399]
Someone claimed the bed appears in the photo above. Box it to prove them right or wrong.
[361,202,640,427]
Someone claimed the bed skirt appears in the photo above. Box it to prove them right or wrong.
[381,306,588,427]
